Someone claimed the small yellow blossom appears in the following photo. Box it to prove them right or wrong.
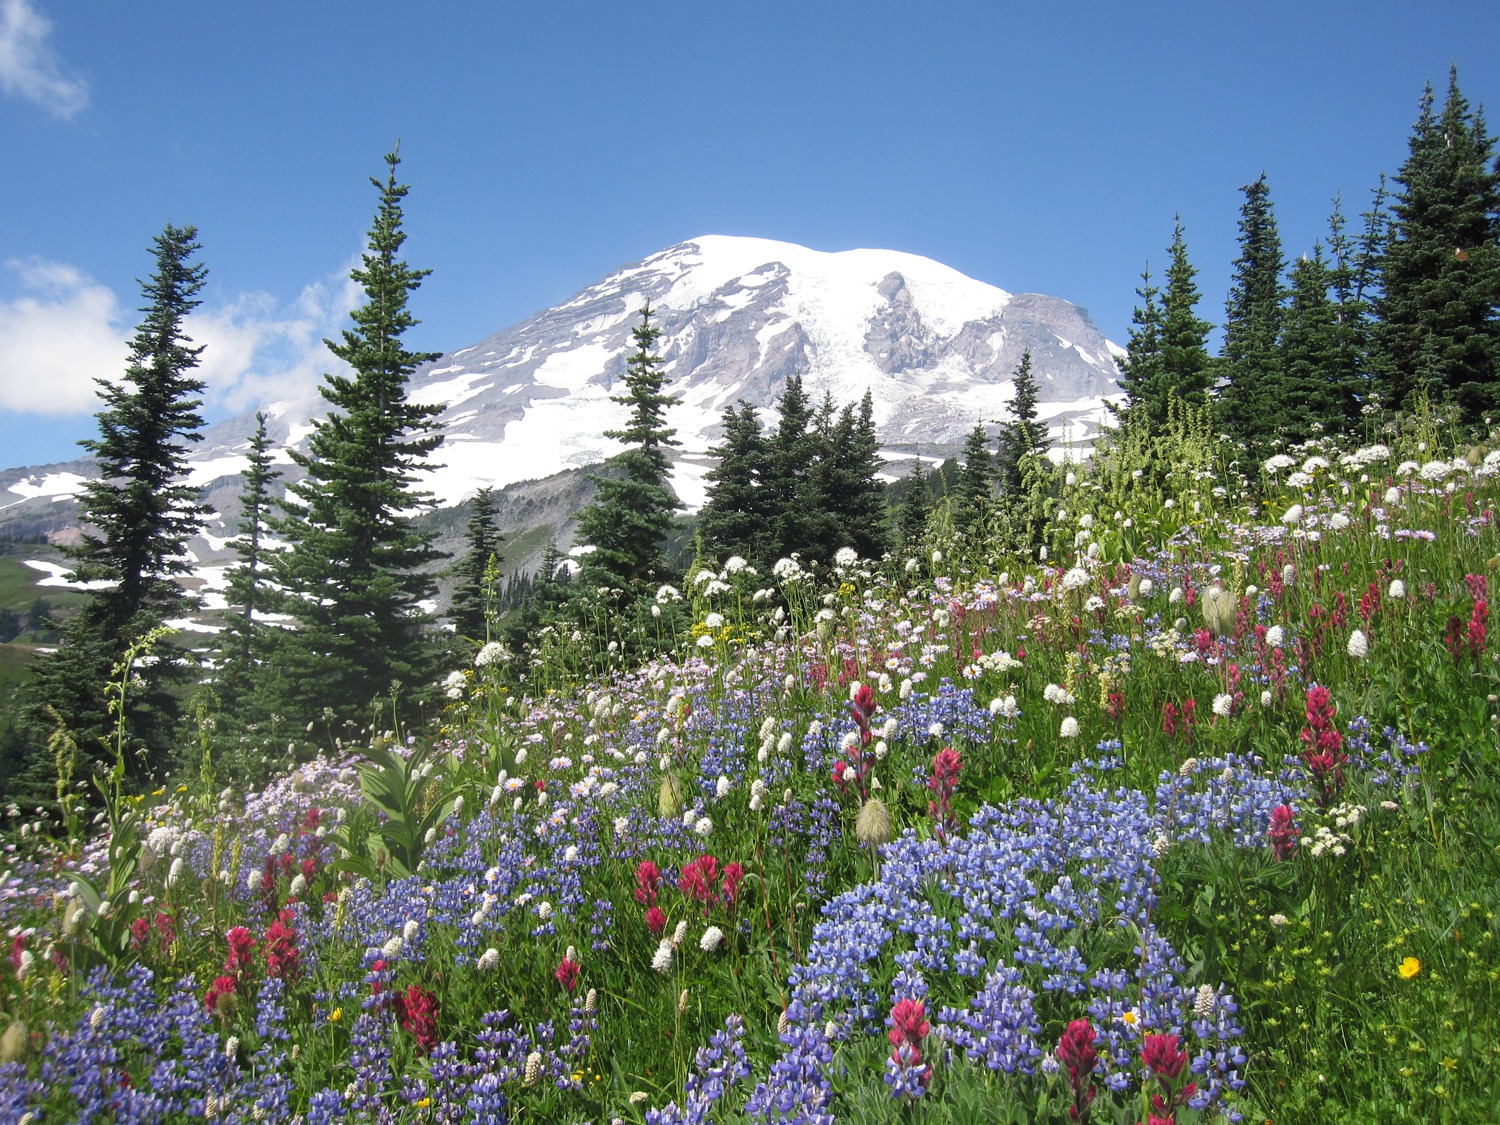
[416,1097,432,1108]
[329,1008,343,1023]
[1399,956,1421,979]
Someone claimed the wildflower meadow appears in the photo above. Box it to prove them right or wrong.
[1,433,1498,1124]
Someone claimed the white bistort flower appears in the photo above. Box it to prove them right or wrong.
[1347,629,1369,659]
[651,939,674,973]
[699,926,725,953]
[1281,504,1304,527]
[1212,693,1234,718]
[834,546,858,567]
[1059,717,1080,739]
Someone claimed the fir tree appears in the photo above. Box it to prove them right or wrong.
[1373,69,1500,422]
[449,487,504,644]
[997,349,1048,495]
[953,424,996,539]
[804,391,888,563]
[1159,217,1215,415]
[1112,266,1166,429]
[1279,248,1346,443]
[896,458,932,548]
[1218,175,1285,459]
[697,401,768,563]
[575,304,682,594]
[28,223,208,778]
[763,375,821,564]
[218,412,282,711]
[270,150,446,726]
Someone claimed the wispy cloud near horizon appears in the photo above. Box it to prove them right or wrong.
[0,0,87,119]
[0,256,360,419]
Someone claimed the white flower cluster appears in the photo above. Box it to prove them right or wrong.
[475,642,511,669]
[989,694,1019,719]
[1043,683,1076,707]
[1061,567,1091,591]
[978,650,1022,674]
[443,670,467,700]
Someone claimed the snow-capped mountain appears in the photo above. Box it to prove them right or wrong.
[403,235,1122,510]
[0,236,1123,568]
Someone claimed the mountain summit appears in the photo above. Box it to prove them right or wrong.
[405,235,1123,508]
[1,236,1123,553]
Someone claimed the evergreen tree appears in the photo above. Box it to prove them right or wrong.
[270,150,446,726]
[1159,217,1215,415]
[953,424,996,539]
[897,458,932,548]
[1279,248,1350,443]
[1218,175,1286,459]
[697,401,769,563]
[1111,266,1166,429]
[1323,194,1379,423]
[804,391,888,563]
[218,412,282,711]
[1373,69,1500,422]
[762,375,821,563]
[28,223,208,779]
[575,304,682,593]
[997,350,1048,495]
[449,487,503,644]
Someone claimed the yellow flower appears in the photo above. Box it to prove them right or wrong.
[1399,956,1421,979]
[416,1097,432,1108]
[329,1007,343,1023]
[1121,1008,1140,1027]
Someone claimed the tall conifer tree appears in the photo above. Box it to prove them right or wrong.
[953,424,996,539]
[449,487,503,644]
[697,400,768,563]
[270,150,446,725]
[29,224,208,778]
[897,458,932,548]
[997,350,1048,495]
[218,412,281,711]
[1373,69,1500,421]
[1218,175,1285,458]
[576,304,682,593]
[1112,267,1166,430]
[1159,217,1214,415]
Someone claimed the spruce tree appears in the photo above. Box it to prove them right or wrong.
[804,391,888,563]
[1112,267,1166,429]
[697,401,768,563]
[218,412,282,711]
[449,487,504,644]
[997,350,1048,495]
[953,424,996,539]
[1279,249,1342,443]
[1159,217,1215,416]
[575,304,682,593]
[1373,69,1500,422]
[762,375,821,563]
[1218,175,1285,459]
[29,223,208,779]
[897,457,932,548]
[270,150,446,726]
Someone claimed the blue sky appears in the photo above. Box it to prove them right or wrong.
[2,0,1497,469]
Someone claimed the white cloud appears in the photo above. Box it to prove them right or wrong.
[184,267,362,412]
[0,257,360,417]
[0,259,126,412]
[0,0,87,119]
